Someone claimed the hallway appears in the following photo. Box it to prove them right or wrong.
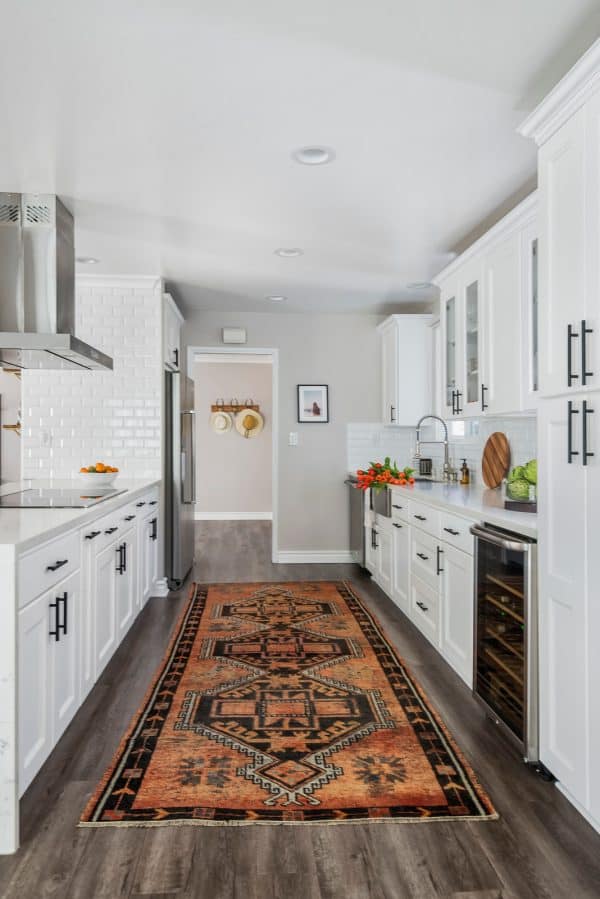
[1,522,599,898]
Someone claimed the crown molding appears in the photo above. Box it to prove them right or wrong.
[518,38,600,146]
[432,191,538,286]
[76,274,163,291]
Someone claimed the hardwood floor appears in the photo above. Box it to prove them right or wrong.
[1,520,600,898]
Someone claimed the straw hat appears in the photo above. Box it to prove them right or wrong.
[235,407,264,438]
[210,411,233,435]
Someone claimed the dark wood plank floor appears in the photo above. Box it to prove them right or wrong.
[1,520,600,898]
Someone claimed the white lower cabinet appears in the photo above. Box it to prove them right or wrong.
[116,526,136,640]
[440,545,474,687]
[391,522,409,614]
[18,569,80,796]
[370,492,475,688]
[94,539,119,679]
[140,511,159,606]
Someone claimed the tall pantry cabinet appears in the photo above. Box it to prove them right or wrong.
[519,39,600,830]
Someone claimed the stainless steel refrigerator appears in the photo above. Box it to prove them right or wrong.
[165,370,196,588]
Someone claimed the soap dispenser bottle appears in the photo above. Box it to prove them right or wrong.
[460,459,470,486]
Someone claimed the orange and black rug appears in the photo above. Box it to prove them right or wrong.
[81,582,496,827]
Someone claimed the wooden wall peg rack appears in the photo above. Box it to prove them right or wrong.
[211,399,260,413]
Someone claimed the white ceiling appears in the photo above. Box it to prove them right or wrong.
[2,1,599,315]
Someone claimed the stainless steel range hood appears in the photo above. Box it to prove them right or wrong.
[0,193,113,370]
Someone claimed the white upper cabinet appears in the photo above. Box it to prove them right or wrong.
[163,293,184,371]
[435,194,537,417]
[378,314,432,426]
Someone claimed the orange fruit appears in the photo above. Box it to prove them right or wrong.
[96,463,106,472]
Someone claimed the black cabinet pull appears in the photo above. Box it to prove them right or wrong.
[390,404,396,423]
[481,383,488,412]
[451,389,457,415]
[124,515,136,521]
[136,501,146,508]
[416,552,429,561]
[57,592,68,637]
[581,319,594,386]
[123,541,127,572]
[116,543,125,574]
[455,390,463,414]
[105,526,118,535]
[416,601,429,613]
[174,347,179,368]
[46,559,68,572]
[150,517,158,540]
[583,400,595,466]
[443,527,460,536]
[371,528,378,550]
[568,400,580,464]
[568,323,580,387]
[49,598,60,641]
[414,514,427,521]
[436,546,444,575]
[393,522,402,529]
[392,504,403,510]
[85,530,101,540]
[149,500,158,506]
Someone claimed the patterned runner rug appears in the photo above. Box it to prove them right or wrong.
[81,582,496,826]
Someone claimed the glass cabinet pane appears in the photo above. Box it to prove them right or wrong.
[445,296,456,406]
[465,279,479,405]
[531,239,538,393]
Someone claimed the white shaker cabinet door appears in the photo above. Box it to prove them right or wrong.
[376,526,393,597]
[52,571,80,744]
[115,529,136,640]
[18,592,52,795]
[483,233,522,415]
[538,395,588,804]
[440,545,473,687]
[538,108,586,396]
[381,323,398,425]
[94,541,118,679]
[391,522,410,615]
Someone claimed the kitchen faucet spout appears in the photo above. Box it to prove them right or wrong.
[414,414,453,480]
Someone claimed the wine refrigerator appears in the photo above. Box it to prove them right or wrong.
[470,523,538,762]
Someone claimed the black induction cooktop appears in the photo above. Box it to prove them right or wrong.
[0,487,127,509]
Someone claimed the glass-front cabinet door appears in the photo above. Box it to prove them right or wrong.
[442,280,461,416]
[464,277,481,413]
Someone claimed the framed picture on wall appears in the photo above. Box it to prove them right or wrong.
[297,384,329,423]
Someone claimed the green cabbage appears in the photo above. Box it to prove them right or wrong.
[524,459,537,485]
[508,465,526,483]
[507,479,531,501]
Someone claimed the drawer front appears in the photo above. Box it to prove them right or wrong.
[83,509,124,553]
[410,529,442,591]
[409,499,440,537]
[390,492,410,523]
[410,574,440,646]
[439,511,474,555]
[18,530,80,609]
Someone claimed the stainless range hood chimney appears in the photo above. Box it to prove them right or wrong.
[0,193,113,370]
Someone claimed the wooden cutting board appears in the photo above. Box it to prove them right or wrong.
[482,432,511,489]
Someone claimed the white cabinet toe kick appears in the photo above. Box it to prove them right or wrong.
[0,483,161,853]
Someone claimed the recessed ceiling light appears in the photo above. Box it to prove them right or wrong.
[406,281,435,290]
[292,146,335,166]
[76,256,99,264]
[274,247,303,258]
[267,295,286,302]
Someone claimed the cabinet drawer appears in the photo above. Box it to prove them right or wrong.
[82,510,124,554]
[411,574,439,646]
[439,511,474,555]
[390,492,410,523]
[409,499,440,537]
[18,530,80,610]
[410,529,442,591]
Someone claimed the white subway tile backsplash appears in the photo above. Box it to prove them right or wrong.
[21,278,163,480]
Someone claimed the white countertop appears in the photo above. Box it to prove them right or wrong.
[389,480,537,539]
[0,479,161,550]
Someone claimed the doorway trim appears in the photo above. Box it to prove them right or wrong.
[187,345,279,563]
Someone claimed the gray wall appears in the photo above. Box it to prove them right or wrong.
[193,359,272,517]
[183,311,383,552]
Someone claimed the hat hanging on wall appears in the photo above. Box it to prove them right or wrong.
[210,410,233,434]
[235,407,264,439]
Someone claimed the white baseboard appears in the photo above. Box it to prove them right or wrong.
[153,577,170,597]
[276,550,355,564]
[195,512,273,521]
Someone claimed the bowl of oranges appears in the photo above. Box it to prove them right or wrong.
[79,462,120,486]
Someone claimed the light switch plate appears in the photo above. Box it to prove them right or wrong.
[289,432,298,446]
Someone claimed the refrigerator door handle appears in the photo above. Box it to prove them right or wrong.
[181,410,197,504]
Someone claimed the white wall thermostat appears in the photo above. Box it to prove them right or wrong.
[222,327,247,344]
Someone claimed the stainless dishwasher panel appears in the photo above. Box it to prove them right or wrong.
[345,478,366,567]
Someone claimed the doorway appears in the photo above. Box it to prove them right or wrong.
[188,347,279,562]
